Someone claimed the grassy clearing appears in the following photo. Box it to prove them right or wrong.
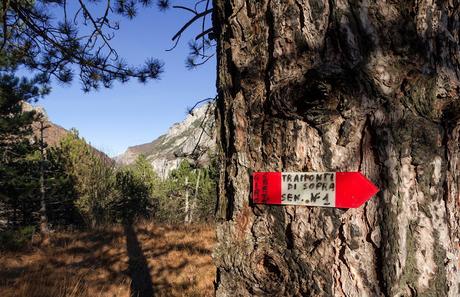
[0,223,216,297]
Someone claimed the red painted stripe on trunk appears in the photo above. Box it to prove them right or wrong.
[335,172,379,208]
[252,172,282,204]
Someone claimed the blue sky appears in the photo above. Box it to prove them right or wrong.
[31,2,216,157]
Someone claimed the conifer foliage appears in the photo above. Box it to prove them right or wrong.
[0,78,80,229]
[0,74,42,226]
[1,0,164,91]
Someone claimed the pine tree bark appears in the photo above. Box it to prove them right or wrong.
[213,1,460,296]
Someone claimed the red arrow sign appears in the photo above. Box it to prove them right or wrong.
[252,172,378,208]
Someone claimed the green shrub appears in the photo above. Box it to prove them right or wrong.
[112,169,152,223]
[0,225,35,251]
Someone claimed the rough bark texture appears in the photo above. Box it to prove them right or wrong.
[213,1,460,296]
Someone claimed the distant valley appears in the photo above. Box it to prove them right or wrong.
[24,101,216,179]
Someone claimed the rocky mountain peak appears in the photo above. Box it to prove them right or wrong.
[114,102,216,179]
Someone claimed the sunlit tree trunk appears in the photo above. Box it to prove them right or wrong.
[184,176,190,223]
[213,0,460,296]
[188,170,201,224]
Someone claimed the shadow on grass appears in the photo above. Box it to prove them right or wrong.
[0,223,215,297]
[124,223,154,297]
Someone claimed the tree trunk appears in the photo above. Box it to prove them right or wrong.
[188,170,201,224]
[184,176,190,223]
[213,1,460,296]
[39,120,49,241]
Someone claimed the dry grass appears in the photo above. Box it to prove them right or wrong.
[0,223,216,297]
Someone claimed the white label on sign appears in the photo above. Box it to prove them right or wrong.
[281,172,336,207]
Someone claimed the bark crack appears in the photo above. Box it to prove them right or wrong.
[285,211,294,249]
[364,201,387,296]
[358,117,369,172]
[337,222,350,269]
[337,221,350,296]
[231,3,245,42]
[264,0,275,111]
[294,0,305,33]
[442,124,454,233]
[260,0,275,164]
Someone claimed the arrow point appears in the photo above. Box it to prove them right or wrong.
[336,172,379,208]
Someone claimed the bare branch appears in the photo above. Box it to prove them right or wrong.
[77,0,118,60]
[194,0,207,12]
[165,34,181,51]
[172,5,197,14]
[201,0,210,56]
[187,96,216,114]
[195,27,213,41]
[171,8,213,41]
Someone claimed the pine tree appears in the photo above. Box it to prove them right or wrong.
[0,74,42,226]
[157,159,216,224]
[58,130,115,226]
[114,169,151,223]
[130,155,159,188]
[44,145,81,227]
[129,155,162,214]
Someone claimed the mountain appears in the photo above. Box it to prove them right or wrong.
[22,102,68,146]
[22,102,112,163]
[115,102,216,178]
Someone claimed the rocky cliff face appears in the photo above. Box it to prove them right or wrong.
[115,103,216,178]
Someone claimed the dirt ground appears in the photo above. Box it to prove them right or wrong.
[0,223,216,297]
